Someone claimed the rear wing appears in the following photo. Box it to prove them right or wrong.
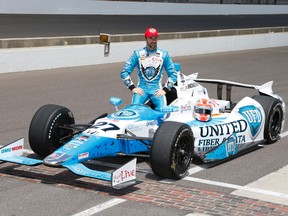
[193,76,279,101]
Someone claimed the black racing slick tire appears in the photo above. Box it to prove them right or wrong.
[252,95,283,144]
[29,104,75,157]
[151,121,194,179]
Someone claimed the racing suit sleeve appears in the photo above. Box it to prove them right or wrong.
[120,51,138,91]
[162,52,178,93]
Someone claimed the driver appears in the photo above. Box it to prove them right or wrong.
[120,27,178,110]
[193,98,213,122]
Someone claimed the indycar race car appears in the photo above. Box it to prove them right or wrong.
[0,64,285,189]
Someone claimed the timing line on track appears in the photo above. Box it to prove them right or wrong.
[71,198,126,216]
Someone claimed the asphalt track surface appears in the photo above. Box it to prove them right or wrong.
[0,46,288,215]
[0,14,288,38]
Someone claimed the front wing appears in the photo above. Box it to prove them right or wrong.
[0,138,139,189]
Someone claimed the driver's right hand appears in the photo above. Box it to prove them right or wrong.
[132,87,144,95]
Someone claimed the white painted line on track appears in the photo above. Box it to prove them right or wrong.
[185,176,288,200]
[23,149,33,154]
[185,213,210,216]
[232,165,288,205]
[187,166,205,175]
[160,166,205,184]
[280,130,288,138]
[71,198,126,216]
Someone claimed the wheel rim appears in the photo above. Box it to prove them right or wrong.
[173,135,192,172]
[51,118,73,149]
[270,109,281,139]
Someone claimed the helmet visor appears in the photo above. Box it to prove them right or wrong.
[195,108,212,115]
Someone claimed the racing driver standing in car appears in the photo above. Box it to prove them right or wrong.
[120,27,178,110]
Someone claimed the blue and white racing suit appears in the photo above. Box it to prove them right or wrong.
[120,47,178,110]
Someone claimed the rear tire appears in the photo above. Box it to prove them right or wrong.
[252,95,283,144]
[29,104,75,157]
[151,121,194,179]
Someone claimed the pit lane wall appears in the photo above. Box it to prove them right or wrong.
[1,27,287,74]
[0,0,288,73]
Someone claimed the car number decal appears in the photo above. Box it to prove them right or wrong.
[91,122,120,132]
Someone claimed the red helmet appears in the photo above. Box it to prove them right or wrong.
[193,98,213,122]
[144,28,159,38]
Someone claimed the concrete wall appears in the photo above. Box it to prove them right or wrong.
[0,0,287,73]
[0,0,287,15]
[1,31,287,74]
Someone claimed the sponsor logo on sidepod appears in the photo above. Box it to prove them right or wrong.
[239,105,263,139]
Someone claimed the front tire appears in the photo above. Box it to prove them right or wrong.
[29,104,75,157]
[252,95,283,144]
[151,121,194,179]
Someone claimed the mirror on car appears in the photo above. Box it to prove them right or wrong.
[110,97,122,111]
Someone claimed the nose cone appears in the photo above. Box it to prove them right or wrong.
[43,152,71,167]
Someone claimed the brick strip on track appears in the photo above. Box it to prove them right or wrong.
[0,162,288,215]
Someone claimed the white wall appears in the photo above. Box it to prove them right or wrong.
[1,32,287,74]
[0,0,287,73]
[0,0,287,15]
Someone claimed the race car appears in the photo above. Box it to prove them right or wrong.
[0,64,285,189]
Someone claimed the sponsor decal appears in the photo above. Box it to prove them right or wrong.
[69,140,85,146]
[110,119,120,122]
[1,145,23,154]
[180,102,192,113]
[187,82,198,89]
[127,124,142,131]
[203,133,244,160]
[44,152,71,164]
[197,135,245,152]
[239,105,263,139]
[112,158,137,188]
[78,152,89,160]
[163,112,171,120]
[62,143,80,152]
[49,153,61,159]
[199,119,247,138]
[12,145,23,151]
[141,65,160,81]
[226,134,237,157]
[76,135,90,142]
[84,128,99,135]
[114,169,135,182]
[113,109,139,118]
[146,120,158,127]
[1,148,11,154]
